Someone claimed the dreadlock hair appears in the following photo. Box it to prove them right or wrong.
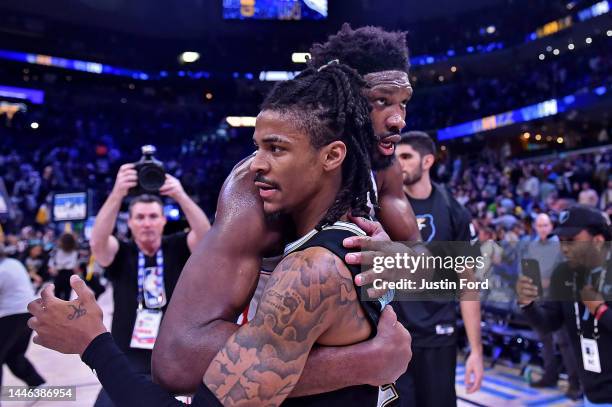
[261,62,377,229]
[309,23,410,76]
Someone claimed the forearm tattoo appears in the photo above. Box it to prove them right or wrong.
[204,250,368,406]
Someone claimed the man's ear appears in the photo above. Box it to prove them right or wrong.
[321,141,347,172]
[422,154,435,170]
[593,234,606,251]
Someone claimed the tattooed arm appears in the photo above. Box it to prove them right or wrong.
[154,157,412,396]
[203,247,371,406]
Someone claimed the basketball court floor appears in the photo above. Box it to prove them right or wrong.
[2,287,583,407]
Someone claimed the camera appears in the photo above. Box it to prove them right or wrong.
[129,145,166,195]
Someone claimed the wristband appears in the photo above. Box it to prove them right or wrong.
[595,304,609,321]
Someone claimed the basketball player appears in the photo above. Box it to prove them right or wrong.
[28,62,408,407]
[152,24,418,395]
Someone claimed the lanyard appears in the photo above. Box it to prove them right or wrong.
[137,249,164,309]
[573,266,607,341]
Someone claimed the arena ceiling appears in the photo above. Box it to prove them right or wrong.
[1,0,518,70]
[1,0,505,39]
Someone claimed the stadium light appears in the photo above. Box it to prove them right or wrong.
[179,52,200,64]
[30,122,39,129]
[557,137,564,144]
[607,30,612,36]
[291,52,311,63]
[553,48,560,55]
[568,43,575,50]
[259,71,299,81]
[450,66,457,73]
[486,25,496,34]
[539,54,546,60]
[585,37,593,44]
[522,132,530,139]
[546,45,553,52]
[226,116,257,127]
[205,92,213,100]
[535,134,542,141]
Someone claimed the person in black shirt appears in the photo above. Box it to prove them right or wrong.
[89,171,211,406]
[517,205,612,405]
[393,131,483,406]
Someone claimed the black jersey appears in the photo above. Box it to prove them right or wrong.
[82,222,398,407]
[399,183,474,348]
[278,221,396,407]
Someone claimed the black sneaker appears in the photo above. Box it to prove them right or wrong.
[565,386,583,401]
[530,378,557,388]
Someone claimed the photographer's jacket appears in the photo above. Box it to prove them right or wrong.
[522,257,612,403]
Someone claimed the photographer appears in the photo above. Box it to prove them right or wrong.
[517,205,612,406]
[89,161,210,407]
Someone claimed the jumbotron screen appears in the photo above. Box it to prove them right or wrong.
[223,0,327,20]
[52,192,88,221]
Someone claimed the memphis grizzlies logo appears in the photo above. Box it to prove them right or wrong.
[417,214,436,243]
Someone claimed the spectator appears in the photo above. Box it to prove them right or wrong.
[24,244,48,289]
[522,214,582,399]
[0,243,45,389]
[48,233,80,300]
[579,182,599,208]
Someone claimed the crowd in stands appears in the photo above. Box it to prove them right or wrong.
[431,147,612,294]
[407,35,612,130]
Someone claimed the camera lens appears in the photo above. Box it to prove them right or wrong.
[139,165,165,192]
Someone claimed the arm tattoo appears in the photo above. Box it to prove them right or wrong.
[204,249,369,406]
[67,304,87,320]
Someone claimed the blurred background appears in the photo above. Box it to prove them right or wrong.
[0,0,611,405]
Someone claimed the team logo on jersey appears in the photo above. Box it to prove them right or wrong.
[378,383,399,407]
[559,210,570,224]
[417,214,436,243]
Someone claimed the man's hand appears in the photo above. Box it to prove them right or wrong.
[159,174,187,201]
[516,275,539,306]
[581,285,605,315]
[464,351,484,393]
[365,306,412,386]
[344,216,414,298]
[111,163,138,199]
[27,275,107,356]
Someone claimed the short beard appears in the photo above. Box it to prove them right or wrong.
[403,169,423,186]
[371,152,395,171]
[264,211,283,223]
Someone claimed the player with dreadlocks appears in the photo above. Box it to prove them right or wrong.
[202,60,392,407]
[254,62,377,229]
[27,62,406,407]
[150,24,421,400]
